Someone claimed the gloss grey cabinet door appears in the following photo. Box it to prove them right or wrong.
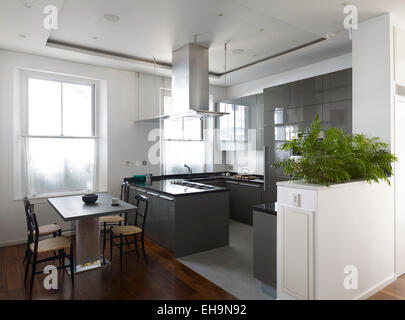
[264,84,290,111]
[158,195,175,251]
[290,76,323,107]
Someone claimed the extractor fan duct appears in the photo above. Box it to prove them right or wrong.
[168,43,228,119]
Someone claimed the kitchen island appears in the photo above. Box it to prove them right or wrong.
[125,177,230,257]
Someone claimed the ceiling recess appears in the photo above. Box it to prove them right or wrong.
[46,37,327,78]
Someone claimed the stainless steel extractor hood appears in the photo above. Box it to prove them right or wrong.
[169,43,228,119]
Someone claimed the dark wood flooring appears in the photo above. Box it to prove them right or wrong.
[0,237,236,300]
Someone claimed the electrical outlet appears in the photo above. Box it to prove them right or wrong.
[135,161,141,166]
[291,193,301,207]
[125,161,135,167]
[142,160,147,166]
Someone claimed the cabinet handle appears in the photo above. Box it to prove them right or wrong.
[160,195,174,201]
[147,191,159,197]
[225,181,239,185]
[240,183,261,188]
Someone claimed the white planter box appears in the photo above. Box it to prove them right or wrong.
[276,180,395,300]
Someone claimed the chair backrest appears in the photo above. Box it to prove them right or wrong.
[23,197,32,237]
[134,194,149,231]
[120,182,130,201]
[24,198,40,248]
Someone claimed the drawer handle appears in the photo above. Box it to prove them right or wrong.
[147,192,159,197]
[226,181,239,185]
[160,195,174,201]
[240,183,261,188]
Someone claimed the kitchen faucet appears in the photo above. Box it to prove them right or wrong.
[184,164,192,177]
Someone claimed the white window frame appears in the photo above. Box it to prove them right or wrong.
[18,70,101,199]
[161,88,203,141]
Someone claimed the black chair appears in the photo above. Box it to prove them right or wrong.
[110,194,149,271]
[24,199,74,295]
[100,182,130,264]
[23,197,62,265]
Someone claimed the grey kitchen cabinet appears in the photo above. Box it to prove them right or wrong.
[158,194,175,251]
[225,180,263,225]
[264,84,290,111]
[253,209,277,290]
[290,76,323,108]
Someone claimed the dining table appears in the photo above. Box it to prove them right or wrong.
[48,193,137,273]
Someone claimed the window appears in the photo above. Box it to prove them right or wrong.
[161,90,206,174]
[216,102,247,150]
[21,73,98,197]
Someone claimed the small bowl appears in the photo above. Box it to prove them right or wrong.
[82,193,98,204]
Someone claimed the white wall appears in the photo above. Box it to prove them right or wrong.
[352,14,394,148]
[0,49,227,245]
[0,50,159,245]
[226,53,352,99]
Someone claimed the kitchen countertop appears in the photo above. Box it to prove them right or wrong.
[125,172,264,197]
[252,203,277,215]
[128,179,230,197]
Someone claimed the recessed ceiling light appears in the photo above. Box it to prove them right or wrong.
[259,28,264,32]
[18,34,27,38]
[92,36,98,40]
[23,2,32,8]
[218,13,224,17]
[104,14,120,22]
[232,48,244,54]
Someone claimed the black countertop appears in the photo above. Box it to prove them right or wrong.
[128,179,229,197]
[125,172,264,197]
[252,203,277,215]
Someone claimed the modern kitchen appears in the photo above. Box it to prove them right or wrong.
[0,0,405,305]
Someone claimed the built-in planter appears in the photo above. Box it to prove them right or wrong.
[276,180,395,300]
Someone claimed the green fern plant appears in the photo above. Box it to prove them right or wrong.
[273,115,397,186]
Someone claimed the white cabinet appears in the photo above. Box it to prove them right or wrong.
[137,73,165,121]
[278,205,314,300]
[395,28,405,85]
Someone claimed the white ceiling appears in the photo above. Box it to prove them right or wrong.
[0,0,404,86]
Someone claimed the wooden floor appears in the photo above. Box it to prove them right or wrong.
[369,274,405,300]
[3,237,405,300]
[0,237,236,300]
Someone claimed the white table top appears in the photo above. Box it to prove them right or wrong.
[48,193,137,222]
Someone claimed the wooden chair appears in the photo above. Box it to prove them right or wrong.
[110,194,149,271]
[23,197,62,265]
[101,182,129,264]
[24,200,74,295]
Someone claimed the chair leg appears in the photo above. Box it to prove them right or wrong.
[125,235,130,249]
[102,222,107,265]
[60,249,65,274]
[141,233,148,264]
[110,230,113,262]
[134,234,139,257]
[24,250,31,284]
[119,234,123,272]
[23,241,29,265]
[69,244,74,286]
[29,252,37,295]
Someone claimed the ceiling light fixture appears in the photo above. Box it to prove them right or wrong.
[92,36,98,40]
[23,2,32,8]
[218,13,224,17]
[259,28,264,32]
[232,48,244,54]
[18,34,27,38]
[104,14,120,22]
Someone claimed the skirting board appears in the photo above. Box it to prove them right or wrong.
[354,275,397,300]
